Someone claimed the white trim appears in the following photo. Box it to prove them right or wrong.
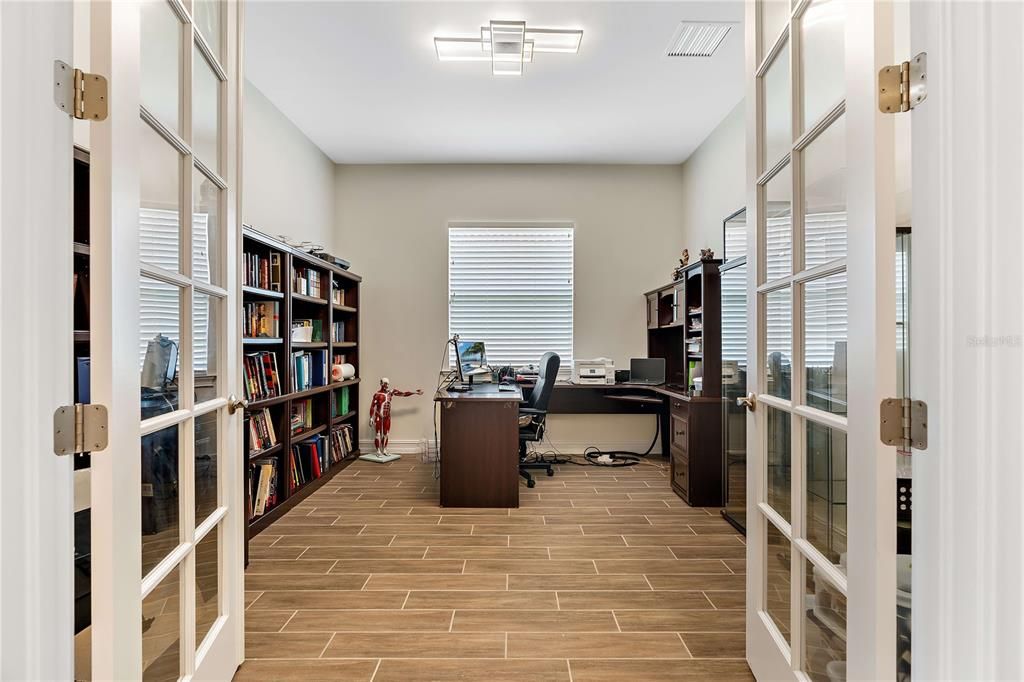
[0,3,75,678]
[911,2,1024,679]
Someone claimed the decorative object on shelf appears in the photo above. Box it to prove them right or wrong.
[332,361,356,382]
[700,247,716,261]
[361,378,424,464]
[672,249,691,281]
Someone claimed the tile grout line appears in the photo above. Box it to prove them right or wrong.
[677,631,694,659]
[611,610,622,632]
[401,590,411,609]
[277,610,298,633]
[448,610,456,632]
[369,658,382,682]
[317,632,336,658]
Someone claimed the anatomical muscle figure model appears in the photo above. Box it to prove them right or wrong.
[360,377,423,463]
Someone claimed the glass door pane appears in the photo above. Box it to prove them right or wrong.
[721,261,748,531]
[762,42,791,171]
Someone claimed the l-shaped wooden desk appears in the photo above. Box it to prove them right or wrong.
[539,382,724,506]
[434,381,724,508]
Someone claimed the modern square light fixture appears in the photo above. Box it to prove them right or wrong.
[435,20,582,76]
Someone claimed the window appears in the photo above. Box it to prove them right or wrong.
[448,224,574,372]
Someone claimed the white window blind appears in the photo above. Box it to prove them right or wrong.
[448,225,573,372]
[139,208,212,373]
[720,263,747,364]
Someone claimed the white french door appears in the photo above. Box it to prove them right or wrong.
[89,1,244,679]
[744,0,897,679]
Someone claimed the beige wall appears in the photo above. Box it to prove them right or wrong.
[243,80,337,252]
[678,100,746,256]
[333,164,691,452]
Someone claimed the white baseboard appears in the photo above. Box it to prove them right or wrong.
[361,438,663,457]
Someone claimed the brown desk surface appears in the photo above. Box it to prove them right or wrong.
[546,381,721,403]
[434,383,523,402]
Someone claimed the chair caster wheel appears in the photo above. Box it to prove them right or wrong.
[527,479,536,488]
[546,469,554,476]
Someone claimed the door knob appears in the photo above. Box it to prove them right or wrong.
[228,394,249,414]
[737,393,756,411]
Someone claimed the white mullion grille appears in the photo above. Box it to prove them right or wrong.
[448,225,574,372]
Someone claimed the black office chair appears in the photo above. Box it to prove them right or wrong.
[519,352,560,488]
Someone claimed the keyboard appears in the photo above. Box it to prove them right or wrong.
[498,384,518,392]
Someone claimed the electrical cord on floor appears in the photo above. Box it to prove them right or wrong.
[525,414,662,468]
[581,414,660,467]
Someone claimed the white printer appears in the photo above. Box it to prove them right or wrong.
[573,357,615,385]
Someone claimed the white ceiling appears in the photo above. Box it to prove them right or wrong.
[246,1,745,164]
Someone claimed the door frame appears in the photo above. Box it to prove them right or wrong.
[910,2,1024,679]
[744,0,898,679]
[0,2,76,679]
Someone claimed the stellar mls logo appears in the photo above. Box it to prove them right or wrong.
[966,335,1022,348]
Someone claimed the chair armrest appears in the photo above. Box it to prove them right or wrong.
[519,407,547,416]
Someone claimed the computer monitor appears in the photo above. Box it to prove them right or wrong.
[455,340,489,386]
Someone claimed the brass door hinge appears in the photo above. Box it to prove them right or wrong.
[879,52,927,113]
[53,404,108,456]
[54,60,108,121]
[879,398,927,451]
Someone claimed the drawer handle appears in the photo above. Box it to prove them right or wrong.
[675,429,686,437]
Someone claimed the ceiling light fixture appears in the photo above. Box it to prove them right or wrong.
[435,20,582,76]
[665,21,736,58]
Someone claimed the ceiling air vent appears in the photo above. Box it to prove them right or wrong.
[666,21,736,58]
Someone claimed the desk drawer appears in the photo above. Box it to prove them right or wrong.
[669,397,688,418]
[670,415,688,452]
[672,448,690,498]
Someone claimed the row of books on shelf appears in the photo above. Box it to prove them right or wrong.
[292,318,323,343]
[290,398,314,433]
[334,385,351,416]
[249,458,279,518]
[331,425,355,461]
[292,349,328,392]
[248,424,356,522]
[290,435,330,491]
[294,267,324,299]
[247,408,278,453]
[243,301,280,338]
[243,251,282,292]
[331,321,345,343]
[243,351,281,401]
[331,287,345,306]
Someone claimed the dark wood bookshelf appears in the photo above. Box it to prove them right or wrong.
[644,258,724,506]
[242,285,285,299]
[291,424,328,443]
[292,292,328,306]
[242,226,363,555]
[248,443,283,460]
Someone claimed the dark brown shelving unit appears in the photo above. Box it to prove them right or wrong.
[242,226,363,545]
[644,258,724,506]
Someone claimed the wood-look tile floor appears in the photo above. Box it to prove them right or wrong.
[235,458,752,682]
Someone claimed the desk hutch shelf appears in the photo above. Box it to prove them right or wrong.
[644,259,724,506]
